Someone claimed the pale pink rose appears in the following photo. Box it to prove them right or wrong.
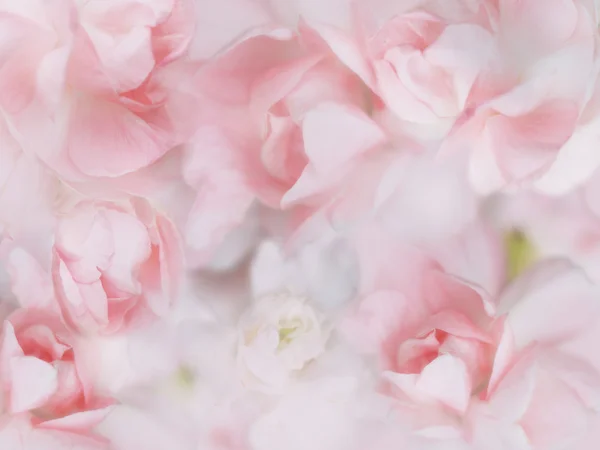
[237,292,328,394]
[0,0,196,181]
[303,1,496,137]
[343,257,495,414]
[368,9,494,137]
[354,254,600,448]
[51,197,182,334]
[440,0,598,193]
[308,0,598,192]
[182,25,377,266]
[339,222,501,430]
[466,261,600,449]
[0,308,111,418]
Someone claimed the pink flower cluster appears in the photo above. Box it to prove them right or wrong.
[1,0,600,448]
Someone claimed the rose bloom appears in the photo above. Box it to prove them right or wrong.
[51,197,182,334]
[463,261,600,450]
[304,0,496,139]
[309,0,598,193]
[181,20,376,267]
[368,7,495,138]
[343,255,496,416]
[0,308,109,418]
[343,220,600,447]
[237,292,328,394]
[0,0,195,181]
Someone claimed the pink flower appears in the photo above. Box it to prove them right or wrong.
[342,249,496,413]
[384,309,494,412]
[0,308,109,418]
[0,0,196,181]
[51,197,182,334]
[304,1,496,136]
[441,0,598,193]
[534,73,600,194]
[346,233,600,447]
[3,1,600,447]
[309,0,599,192]
[467,261,600,449]
[367,8,495,137]
[237,292,328,394]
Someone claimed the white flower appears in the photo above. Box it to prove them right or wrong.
[237,292,328,393]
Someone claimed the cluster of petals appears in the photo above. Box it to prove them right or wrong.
[2,0,600,449]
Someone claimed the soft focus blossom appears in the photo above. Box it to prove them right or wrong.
[180,19,375,266]
[237,292,327,394]
[309,0,600,193]
[0,307,114,419]
[1,0,600,449]
[467,261,600,449]
[51,197,183,334]
[0,0,195,182]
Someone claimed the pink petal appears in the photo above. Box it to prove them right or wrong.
[0,45,38,114]
[151,0,196,64]
[0,321,24,379]
[374,58,440,124]
[425,310,491,342]
[487,349,537,422]
[502,262,600,348]
[499,0,579,49]
[485,99,580,181]
[9,356,58,413]
[535,113,600,194]
[340,290,406,353]
[520,366,590,448]
[40,407,114,432]
[155,213,183,308]
[188,0,272,59]
[185,173,255,255]
[416,354,472,414]
[280,165,335,207]
[66,96,169,178]
[308,22,374,89]
[5,247,54,309]
[260,115,305,187]
[302,102,385,173]
[102,209,152,294]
